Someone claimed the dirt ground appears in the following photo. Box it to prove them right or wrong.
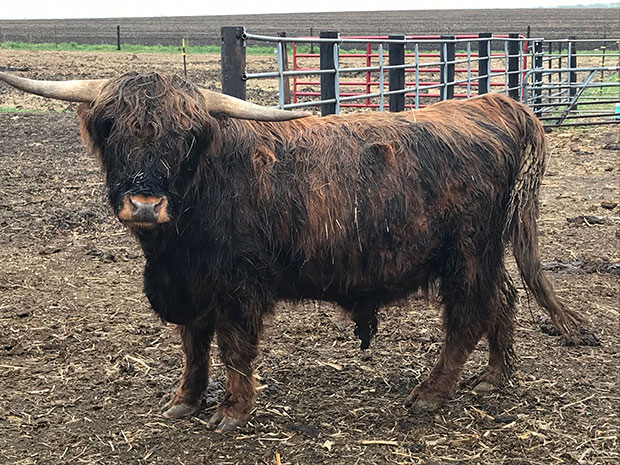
[0,50,618,465]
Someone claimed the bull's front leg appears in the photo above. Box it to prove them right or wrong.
[163,323,214,419]
[207,320,262,433]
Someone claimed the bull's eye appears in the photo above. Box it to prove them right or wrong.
[96,117,115,141]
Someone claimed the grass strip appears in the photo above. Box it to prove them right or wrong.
[0,41,282,55]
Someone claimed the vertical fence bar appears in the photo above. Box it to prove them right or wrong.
[519,36,524,101]
[414,43,420,109]
[600,41,606,85]
[333,43,340,114]
[320,31,338,116]
[508,33,520,100]
[466,41,472,99]
[365,42,372,106]
[547,41,553,91]
[558,42,563,88]
[389,35,406,112]
[221,26,246,99]
[378,44,385,112]
[116,25,121,51]
[292,42,298,104]
[569,36,577,100]
[478,33,492,95]
[616,41,620,100]
[276,41,285,109]
[440,35,455,100]
[504,40,509,95]
[533,40,543,117]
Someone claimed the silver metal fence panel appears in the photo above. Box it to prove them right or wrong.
[523,66,620,126]
[241,32,618,126]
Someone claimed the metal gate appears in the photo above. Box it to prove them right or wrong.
[220,28,620,127]
[289,34,529,109]
[524,39,620,127]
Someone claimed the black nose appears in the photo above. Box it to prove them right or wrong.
[129,196,163,223]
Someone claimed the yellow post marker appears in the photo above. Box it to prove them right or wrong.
[182,38,187,77]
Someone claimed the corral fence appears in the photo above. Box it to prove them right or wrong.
[221,27,620,127]
[524,39,620,127]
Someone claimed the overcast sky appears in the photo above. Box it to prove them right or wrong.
[0,0,597,20]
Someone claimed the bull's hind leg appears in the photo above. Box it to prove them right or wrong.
[405,295,489,411]
[405,260,505,411]
[475,271,518,392]
[163,324,214,418]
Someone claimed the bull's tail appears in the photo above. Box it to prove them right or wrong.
[505,110,596,345]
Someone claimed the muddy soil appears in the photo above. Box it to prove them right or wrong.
[0,50,618,465]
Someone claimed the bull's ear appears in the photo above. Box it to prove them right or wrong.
[76,103,95,151]
[76,102,90,118]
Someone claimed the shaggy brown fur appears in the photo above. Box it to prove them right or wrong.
[74,72,594,432]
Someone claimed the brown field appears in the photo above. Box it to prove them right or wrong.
[0,50,619,465]
[0,9,618,48]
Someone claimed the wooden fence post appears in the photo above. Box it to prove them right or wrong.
[117,25,121,51]
[388,35,406,112]
[478,33,492,95]
[508,33,521,100]
[320,31,338,116]
[221,26,246,99]
[569,36,577,100]
[440,35,456,100]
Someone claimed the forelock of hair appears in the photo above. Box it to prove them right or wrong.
[90,72,214,142]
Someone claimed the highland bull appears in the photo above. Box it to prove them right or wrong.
[0,71,595,432]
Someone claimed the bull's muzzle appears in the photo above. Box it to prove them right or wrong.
[118,194,170,227]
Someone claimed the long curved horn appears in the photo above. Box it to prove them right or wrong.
[0,71,108,102]
[200,89,310,121]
